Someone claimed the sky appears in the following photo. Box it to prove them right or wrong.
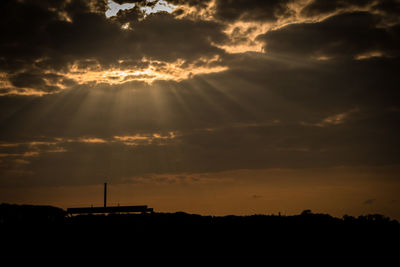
[0,0,399,218]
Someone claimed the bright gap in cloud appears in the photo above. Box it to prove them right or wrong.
[142,0,177,15]
[65,56,227,85]
[105,0,176,18]
[105,0,135,18]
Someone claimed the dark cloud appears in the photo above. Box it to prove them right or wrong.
[167,0,212,8]
[374,0,400,15]
[111,5,145,24]
[0,0,399,189]
[46,12,129,66]
[0,0,227,93]
[0,0,118,75]
[301,0,400,22]
[259,12,400,59]
[373,0,400,24]
[1,49,399,187]
[213,0,293,22]
[128,13,227,62]
[9,72,62,93]
[9,73,47,89]
[166,0,293,22]
[363,199,376,205]
[300,0,373,17]
[112,0,150,5]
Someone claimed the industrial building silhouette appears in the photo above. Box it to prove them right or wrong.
[67,183,154,215]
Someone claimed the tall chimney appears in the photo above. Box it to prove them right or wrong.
[104,182,107,208]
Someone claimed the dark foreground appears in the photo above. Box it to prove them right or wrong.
[2,203,399,228]
[1,203,399,260]
[1,203,399,237]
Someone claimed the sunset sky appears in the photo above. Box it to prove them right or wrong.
[1,0,399,219]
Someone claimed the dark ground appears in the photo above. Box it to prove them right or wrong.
[1,203,399,261]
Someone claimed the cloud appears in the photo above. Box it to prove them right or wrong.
[374,0,400,18]
[300,0,374,17]
[0,0,399,189]
[109,4,144,23]
[1,51,399,181]
[259,11,400,60]
[168,0,294,22]
[363,199,376,205]
[2,0,398,95]
[0,0,228,94]
[301,0,400,23]
[167,0,211,8]
[127,12,227,62]
[213,0,293,22]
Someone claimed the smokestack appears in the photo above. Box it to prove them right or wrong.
[104,182,107,208]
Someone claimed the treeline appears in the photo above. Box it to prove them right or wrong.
[2,202,400,254]
[2,203,399,260]
[1,203,398,229]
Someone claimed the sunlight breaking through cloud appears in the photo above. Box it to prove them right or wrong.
[65,57,227,85]
[141,0,177,16]
[105,0,135,18]
[105,0,176,18]
[1,0,399,219]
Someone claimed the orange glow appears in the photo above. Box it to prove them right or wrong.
[301,108,359,127]
[66,57,227,85]
[0,56,227,96]
[173,0,217,21]
[3,166,399,219]
[217,21,272,53]
[0,151,40,158]
[78,138,107,144]
[114,131,177,146]
[355,51,386,60]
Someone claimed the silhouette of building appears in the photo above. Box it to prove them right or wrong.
[67,183,154,215]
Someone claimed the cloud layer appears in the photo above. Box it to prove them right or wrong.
[0,0,399,190]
